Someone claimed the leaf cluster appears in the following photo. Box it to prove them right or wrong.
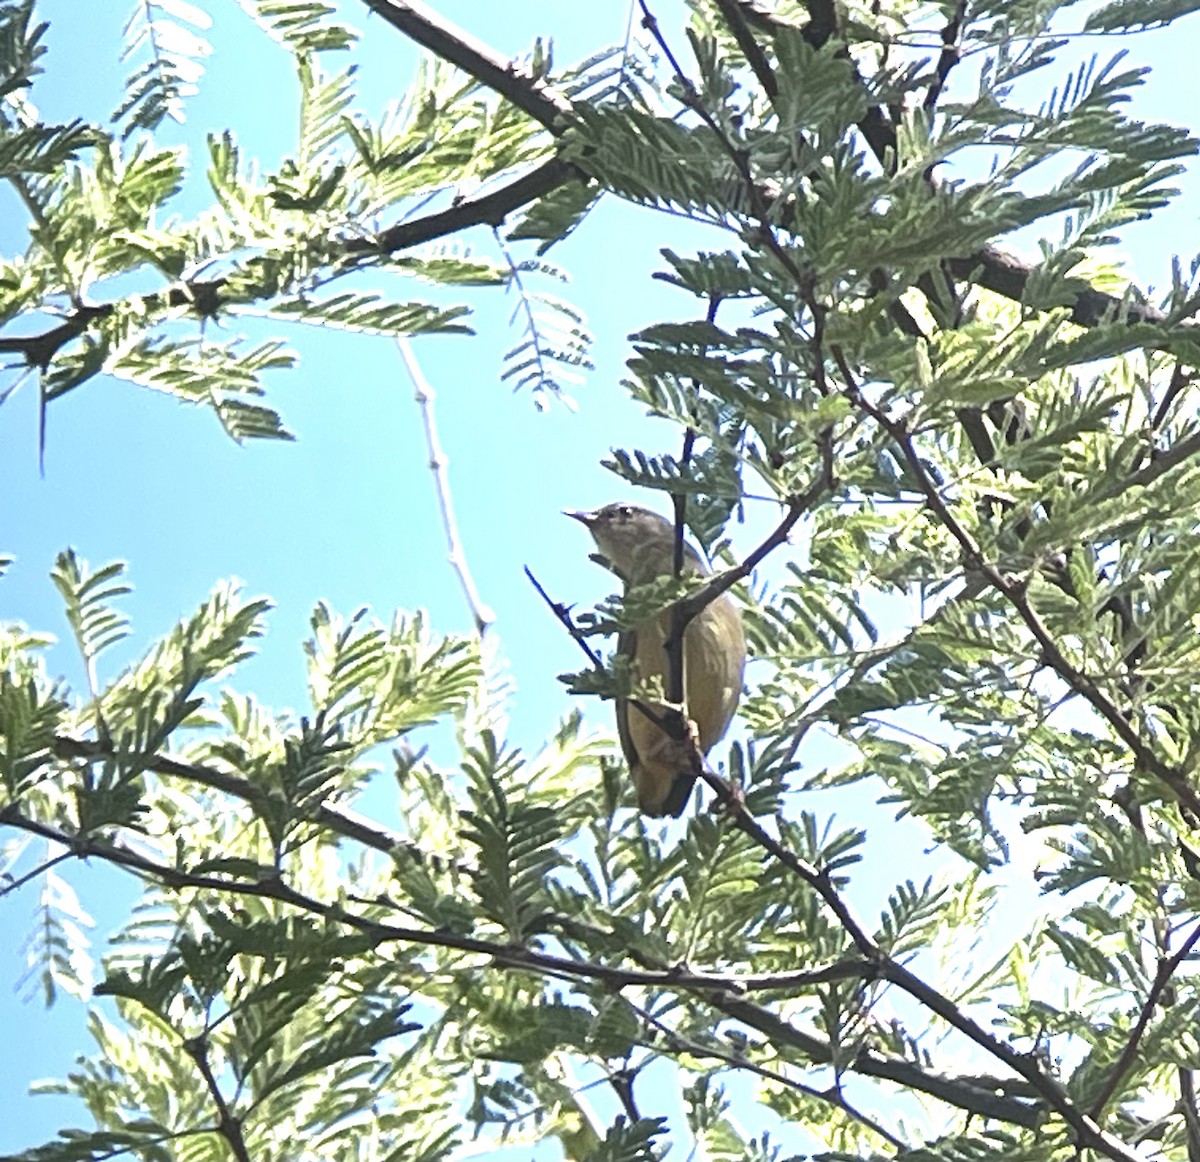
[8,0,1200,1161]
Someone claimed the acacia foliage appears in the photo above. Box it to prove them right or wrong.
[4,0,1200,1160]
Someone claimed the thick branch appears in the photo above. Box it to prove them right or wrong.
[360,0,572,130]
[351,156,574,256]
[711,0,778,101]
[716,995,1042,1127]
[2,792,1055,1133]
[945,249,1167,330]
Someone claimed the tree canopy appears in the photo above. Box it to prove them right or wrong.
[3,1,1200,1160]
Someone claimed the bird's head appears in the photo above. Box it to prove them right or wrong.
[566,503,704,582]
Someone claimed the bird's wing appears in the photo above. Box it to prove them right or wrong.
[618,624,696,818]
[614,627,641,770]
[657,764,697,818]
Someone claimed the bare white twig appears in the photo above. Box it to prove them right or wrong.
[396,338,496,636]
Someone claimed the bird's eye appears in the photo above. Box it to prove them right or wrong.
[615,505,633,518]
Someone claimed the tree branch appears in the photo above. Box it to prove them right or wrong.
[351,156,574,256]
[713,994,1042,1127]
[359,0,572,130]
[633,999,906,1148]
[397,338,496,636]
[735,0,1186,331]
[0,801,909,1000]
[1181,1068,1200,1162]
[1088,916,1200,1119]
[711,0,778,102]
[12,0,1187,382]
[923,0,967,112]
[540,908,1043,1126]
[3,790,1054,1133]
[1102,427,1200,496]
[829,345,1200,822]
[672,432,835,633]
[0,158,575,370]
[184,1034,252,1162]
[52,735,422,862]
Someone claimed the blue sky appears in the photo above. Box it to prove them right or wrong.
[1,0,1197,1154]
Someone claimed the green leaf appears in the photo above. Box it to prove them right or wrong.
[115,0,211,136]
[50,551,131,687]
[0,630,68,799]
[1084,0,1200,31]
[235,0,358,53]
[257,1009,413,1099]
[582,1118,667,1162]
[270,292,472,336]
[507,179,601,255]
[461,731,566,940]
[0,119,99,177]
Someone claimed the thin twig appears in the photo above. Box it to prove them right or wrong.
[666,425,695,707]
[1149,361,1194,433]
[52,736,403,852]
[524,564,671,736]
[607,1067,641,1122]
[185,1034,252,1162]
[397,338,495,636]
[524,565,606,672]
[1088,916,1200,1119]
[632,999,906,1148]
[638,0,813,296]
[0,848,72,898]
[665,292,718,707]
[673,440,835,633]
[828,345,1200,821]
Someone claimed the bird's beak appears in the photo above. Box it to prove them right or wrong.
[563,509,595,527]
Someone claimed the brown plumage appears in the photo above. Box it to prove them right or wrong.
[568,503,746,816]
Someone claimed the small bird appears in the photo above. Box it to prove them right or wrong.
[568,503,746,817]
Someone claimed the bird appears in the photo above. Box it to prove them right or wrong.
[567,503,746,817]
